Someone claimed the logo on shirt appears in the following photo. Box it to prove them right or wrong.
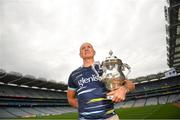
[78,74,99,87]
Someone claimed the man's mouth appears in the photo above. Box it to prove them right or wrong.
[85,51,90,54]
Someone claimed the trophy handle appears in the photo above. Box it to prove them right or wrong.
[122,63,131,79]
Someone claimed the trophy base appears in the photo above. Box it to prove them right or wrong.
[107,95,113,100]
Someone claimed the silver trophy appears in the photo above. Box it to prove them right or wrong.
[101,50,131,99]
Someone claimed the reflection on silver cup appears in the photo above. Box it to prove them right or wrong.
[100,50,131,99]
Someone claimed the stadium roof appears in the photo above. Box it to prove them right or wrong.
[130,72,166,84]
[0,69,67,91]
[0,68,169,88]
[165,0,180,72]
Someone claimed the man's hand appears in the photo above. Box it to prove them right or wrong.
[107,86,128,103]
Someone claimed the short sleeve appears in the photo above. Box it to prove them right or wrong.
[68,73,77,91]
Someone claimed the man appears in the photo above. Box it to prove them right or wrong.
[67,42,135,120]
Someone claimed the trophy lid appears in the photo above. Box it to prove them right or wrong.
[103,50,122,65]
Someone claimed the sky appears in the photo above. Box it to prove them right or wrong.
[0,0,169,84]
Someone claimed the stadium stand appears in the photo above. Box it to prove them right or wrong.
[1,67,179,118]
[0,69,180,118]
[146,97,158,106]
[165,0,180,72]
[133,99,146,107]
[0,69,78,119]
[158,95,169,104]
[122,100,135,108]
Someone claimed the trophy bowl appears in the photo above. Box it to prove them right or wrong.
[101,50,131,99]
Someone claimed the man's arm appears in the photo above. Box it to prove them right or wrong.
[124,79,135,92]
[107,79,135,102]
[67,89,78,108]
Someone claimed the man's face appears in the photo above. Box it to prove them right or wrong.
[80,43,95,59]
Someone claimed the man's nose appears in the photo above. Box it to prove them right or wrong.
[85,47,89,51]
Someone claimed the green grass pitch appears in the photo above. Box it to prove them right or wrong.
[10,103,180,120]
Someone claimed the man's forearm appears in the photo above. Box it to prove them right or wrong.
[68,98,78,108]
[67,90,78,108]
[124,80,135,92]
